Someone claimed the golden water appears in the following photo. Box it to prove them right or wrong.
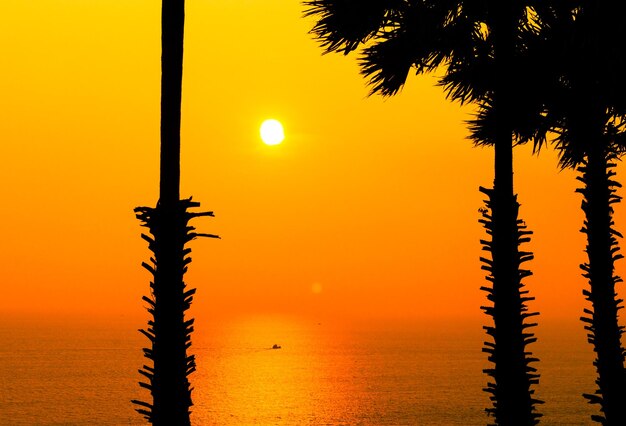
[0,316,597,425]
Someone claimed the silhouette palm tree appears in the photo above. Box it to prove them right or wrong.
[131,0,218,424]
[304,1,542,423]
[526,3,626,423]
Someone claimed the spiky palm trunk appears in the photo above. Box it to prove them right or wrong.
[578,144,626,425]
[480,1,541,423]
[131,0,218,424]
[480,148,541,425]
[133,200,201,425]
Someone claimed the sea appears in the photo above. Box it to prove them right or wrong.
[0,315,599,425]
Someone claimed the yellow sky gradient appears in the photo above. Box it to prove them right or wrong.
[0,0,622,327]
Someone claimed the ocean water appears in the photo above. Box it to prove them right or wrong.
[0,316,598,425]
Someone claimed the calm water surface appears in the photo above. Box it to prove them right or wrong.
[0,316,597,425]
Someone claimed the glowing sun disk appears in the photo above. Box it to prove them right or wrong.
[260,119,284,145]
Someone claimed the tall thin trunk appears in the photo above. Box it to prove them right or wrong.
[480,0,542,423]
[131,0,214,424]
[153,0,190,421]
[160,0,184,205]
[579,143,626,425]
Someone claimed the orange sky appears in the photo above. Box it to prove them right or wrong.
[0,0,623,327]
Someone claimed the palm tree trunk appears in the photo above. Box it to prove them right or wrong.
[579,143,626,425]
[481,147,540,425]
[132,0,196,424]
[480,1,541,423]
[135,202,195,426]
[160,0,183,205]
[153,0,191,422]
[480,142,540,425]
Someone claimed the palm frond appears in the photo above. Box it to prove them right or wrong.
[359,1,449,96]
[303,0,393,54]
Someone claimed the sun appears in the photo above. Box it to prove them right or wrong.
[260,119,284,146]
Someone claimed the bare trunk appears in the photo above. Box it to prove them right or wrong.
[160,0,184,205]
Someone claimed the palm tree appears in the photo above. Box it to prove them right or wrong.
[131,0,218,424]
[526,2,626,423]
[304,1,542,423]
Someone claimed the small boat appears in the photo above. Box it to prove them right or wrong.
[272,344,281,349]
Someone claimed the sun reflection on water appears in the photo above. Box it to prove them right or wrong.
[191,316,334,424]
[187,316,490,425]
